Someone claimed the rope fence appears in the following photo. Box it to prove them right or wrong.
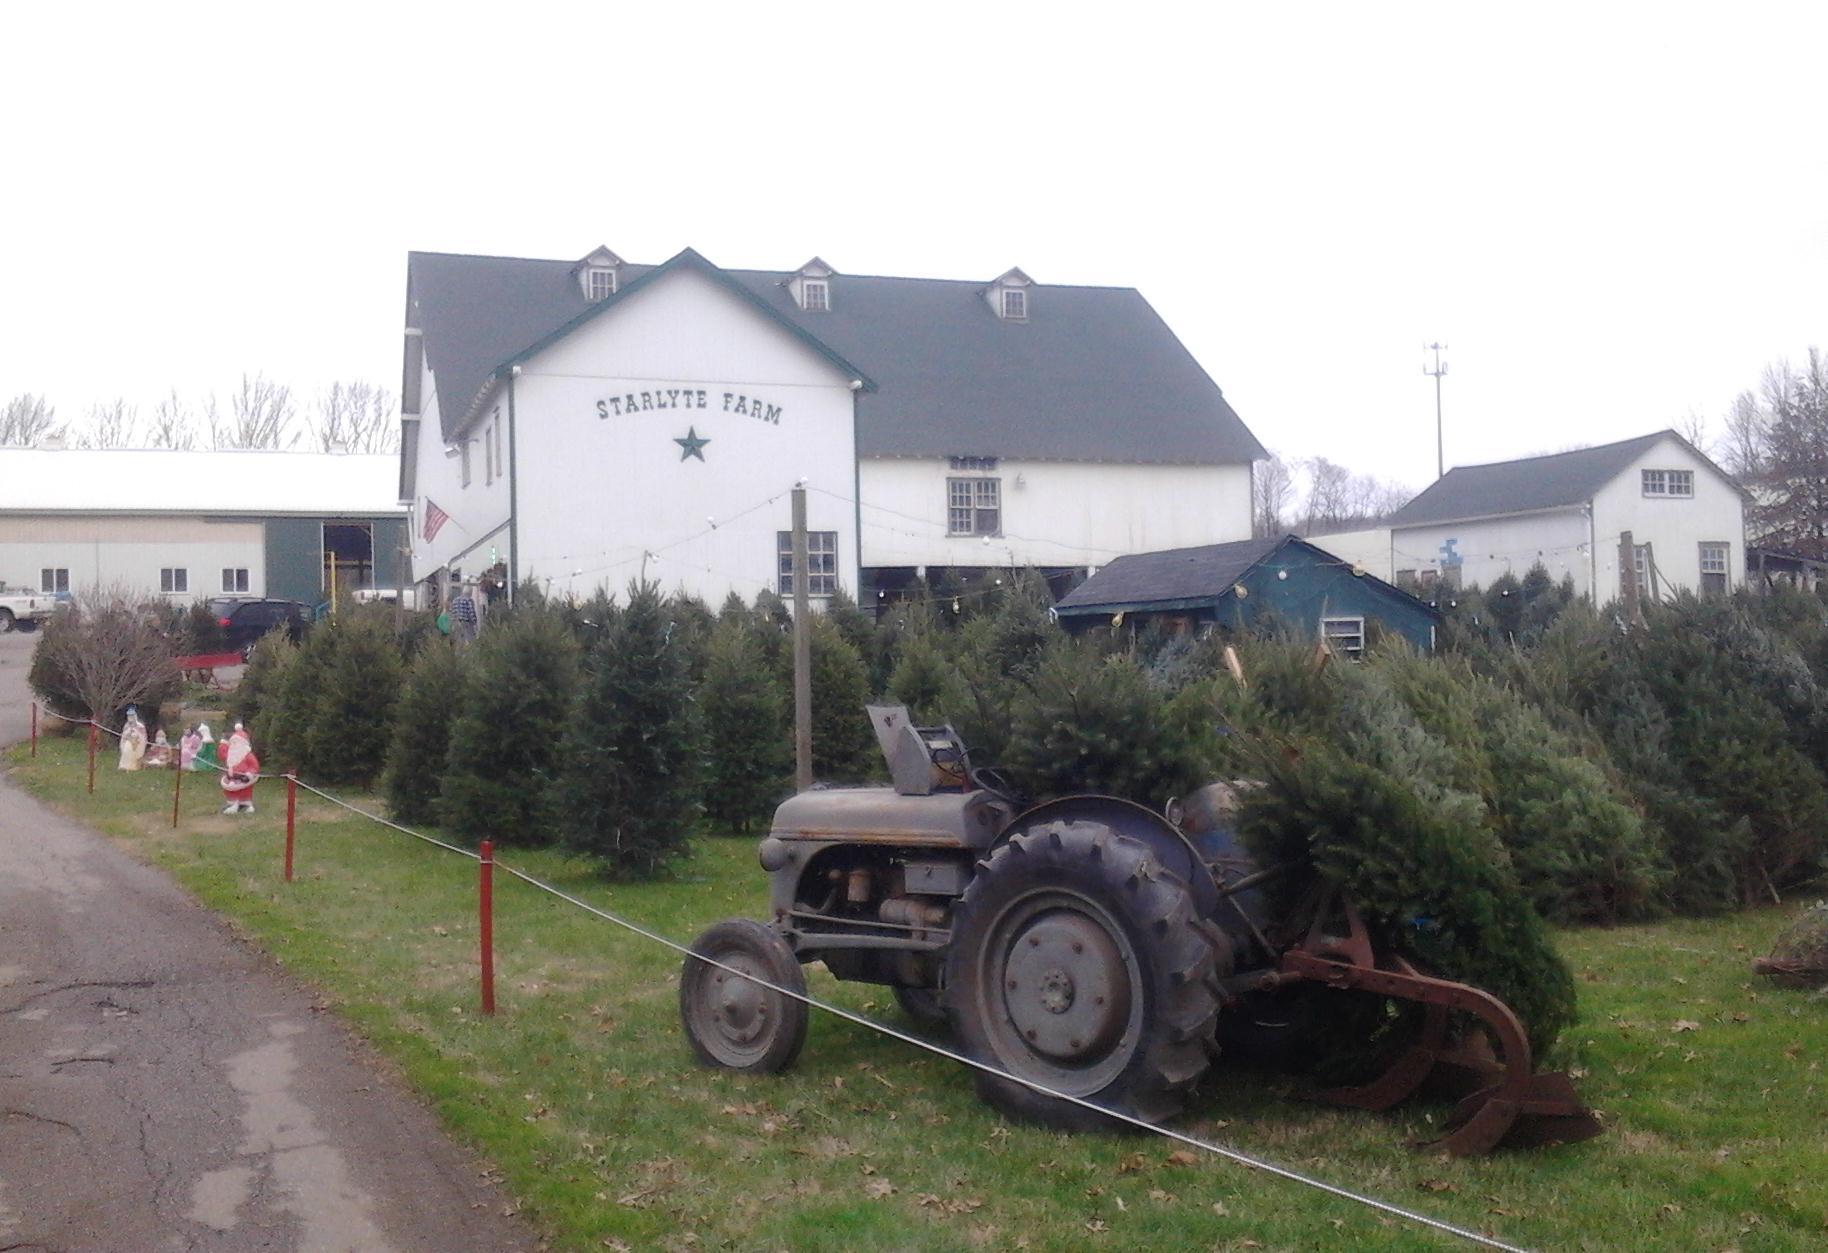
[25,701,1528,1251]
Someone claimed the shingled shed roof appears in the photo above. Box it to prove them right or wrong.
[1387,430,1741,528]
[1054,535,1287,615]
[406,247,1266,466]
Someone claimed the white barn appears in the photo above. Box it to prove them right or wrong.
[1381,430,1747,604]
[398,246,1266,607]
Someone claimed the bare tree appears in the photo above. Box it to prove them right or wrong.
[209,373,298,449]
[1298,456,1412,533]
[147,388,199,450]
[1251,454,1296,537]
[77,399,139,448]
[1,393,63,446]
[1676,408,1713,458]
[1720,389,1766,480]
[29,586,180,729]
[1744,348,1828,557]
[310,380,399,453]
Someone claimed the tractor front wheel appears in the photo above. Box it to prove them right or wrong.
[944,820,1219,1130]
[679,919,809,1074]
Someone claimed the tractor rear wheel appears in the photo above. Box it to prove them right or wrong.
[679,919,809,1074]
[944,820,1220,1130]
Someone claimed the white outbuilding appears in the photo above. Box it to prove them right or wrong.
[0,447,408,605]
[1381,430,1747,603]
[398,246,1267,607]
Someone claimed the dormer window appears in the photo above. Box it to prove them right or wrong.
[790,257,837,311]
[987,267,1034,320]
[572,245,625,301]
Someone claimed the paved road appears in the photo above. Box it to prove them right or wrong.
[0,632,538,1252]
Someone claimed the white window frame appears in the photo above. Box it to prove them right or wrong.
[1642,468,1694,498]
[586,268,616,301]
[41,567,69,594]
[777,530,838,597]
[802,279,829,312]
[160,567,189,594]
[1699,541,1729,594]
[1634,544,1650,596]
[1000,287,1027,320]
[221,567,250,594]
[947,476,1002,536]
[1321,616,1366,659]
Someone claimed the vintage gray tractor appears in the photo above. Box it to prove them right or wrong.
[679,706,1601,1154]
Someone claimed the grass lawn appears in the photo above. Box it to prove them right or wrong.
[7,733,1826,1251]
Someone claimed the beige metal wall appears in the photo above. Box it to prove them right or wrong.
[0,513,266,598]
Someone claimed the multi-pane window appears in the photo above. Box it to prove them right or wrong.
[160,568,188,593]
[1642,468,1694,497]
[777,531,838,597]
[1321,617,1366,659]
[1634,545,1650,596]
[803,279,829,312]
[947,477,1001,536]
[586,268,616,301]
[40,568,69,594]
[1699,542,1729,595]
[1001,288,1027,320]
[221,568,250,594]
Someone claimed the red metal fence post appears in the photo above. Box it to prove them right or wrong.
[479,839,496,1016]
[30,702,37,757]
[86,723,97,794]
[284,773,297,882]
[171,763,183,828]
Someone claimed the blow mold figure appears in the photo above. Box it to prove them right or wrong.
[193,723,219,773]
[219,723,260,815]
[117,707,147,771]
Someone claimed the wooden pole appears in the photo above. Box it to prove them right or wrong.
[171,762,183,828]
[86,723,97,793]
[478,839,496,1016]
[30,701,37,757]
[284,773,297,882]
[791,485,813,791]
[1618,530,1643,626]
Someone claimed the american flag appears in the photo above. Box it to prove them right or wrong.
[422,498,451,542]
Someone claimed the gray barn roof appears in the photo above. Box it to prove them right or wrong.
[1054,535,1286,614]
[1386,429,1753,529]
[407,248,1265,466]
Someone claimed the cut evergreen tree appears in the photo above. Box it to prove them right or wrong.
[300,612,404,786]
[699,618,790,835]
[562,581,702,874]
[440,608,580,848]
[884,629,971,728]
[383,639,467,825]
[808,613,878,782]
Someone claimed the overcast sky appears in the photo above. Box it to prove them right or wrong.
[5,3,1824,492]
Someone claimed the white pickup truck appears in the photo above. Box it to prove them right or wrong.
[0,585,56,632]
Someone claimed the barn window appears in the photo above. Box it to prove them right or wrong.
[1642,468,1693,497]
[777,531,838,597]
[1001,287,1027,320]
[802,279,829,312]
[585,268,616,301]
[1699,542,1729,595]
[947,477,1001,536]
[1321,616,1365,659]
[221,568,250,594]
[161,568,188,594]
[41,567,69,594]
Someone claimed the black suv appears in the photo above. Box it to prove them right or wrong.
[208,598,311,658]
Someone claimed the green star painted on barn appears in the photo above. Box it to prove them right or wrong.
[674,427,711,462]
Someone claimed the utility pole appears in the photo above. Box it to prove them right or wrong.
[791,485,813,791]
[1424,342,1449,480]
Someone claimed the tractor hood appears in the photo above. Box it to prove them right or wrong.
[769,787,1012,850]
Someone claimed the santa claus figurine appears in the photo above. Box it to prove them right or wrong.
[219,723,260,815]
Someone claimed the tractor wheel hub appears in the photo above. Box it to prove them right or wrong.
[1002,912,1130,1062]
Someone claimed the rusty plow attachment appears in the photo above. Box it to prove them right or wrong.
[1276,898,1604,1156]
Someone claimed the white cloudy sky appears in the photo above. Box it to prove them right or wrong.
[4,2,1824,491]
